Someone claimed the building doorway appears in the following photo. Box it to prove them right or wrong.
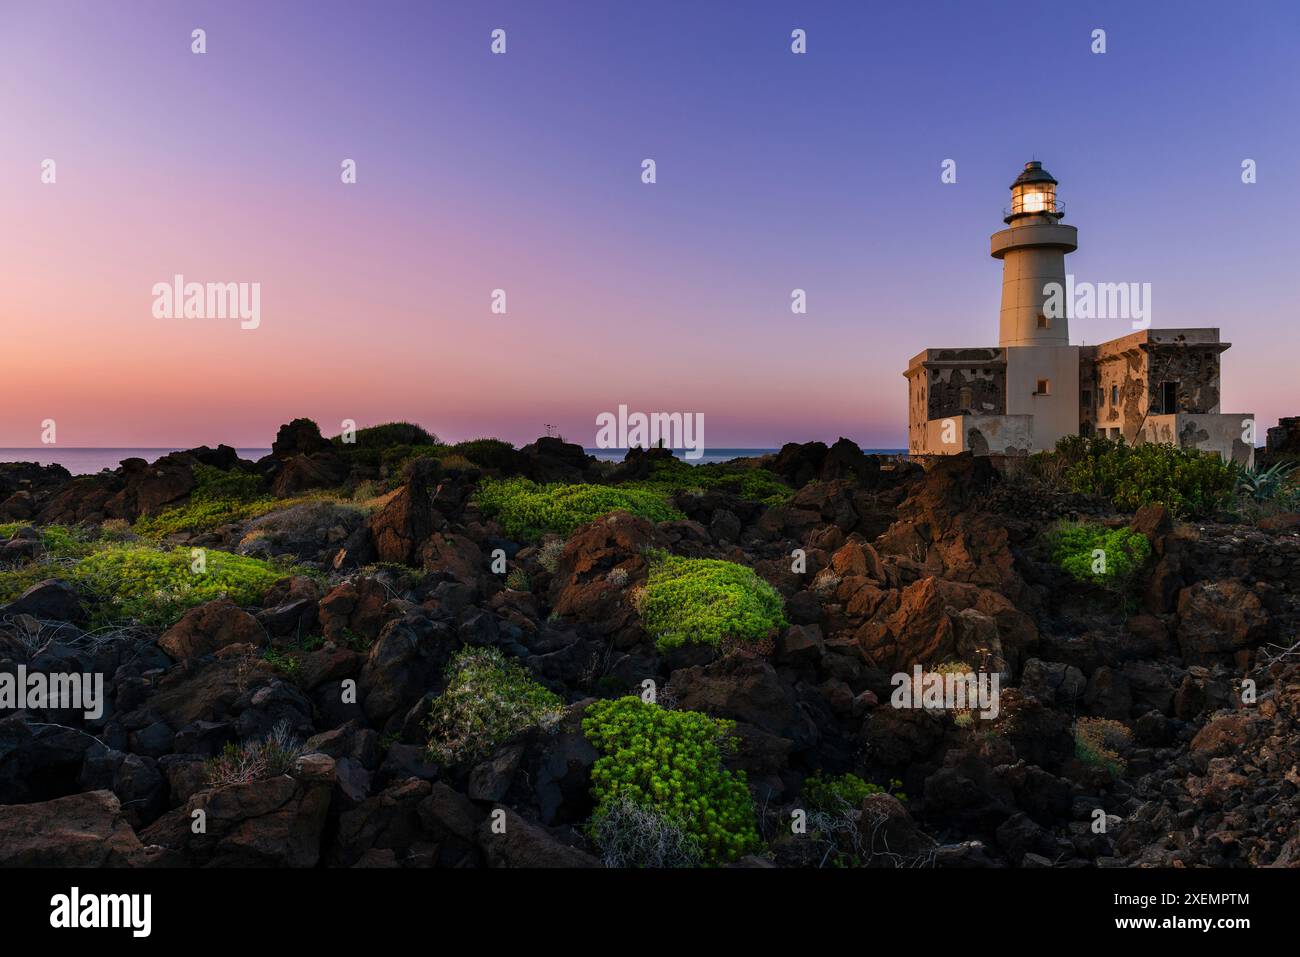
[1158,380,1178,414]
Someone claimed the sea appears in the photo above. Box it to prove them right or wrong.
[1,446,908,476]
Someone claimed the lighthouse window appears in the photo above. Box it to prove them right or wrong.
[1035,379,1051,395]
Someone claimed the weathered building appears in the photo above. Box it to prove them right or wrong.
[905,162,1252,465]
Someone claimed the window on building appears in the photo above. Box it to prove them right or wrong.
[958,386,973,411]
[1035,379,1051,395]
[1111,384,1119,405]
[1037,314,1049,329]
[1158,380,1178,414]
[1081,390,1091,408]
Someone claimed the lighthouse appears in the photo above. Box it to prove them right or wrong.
[903,159,1252,465]
[990,161,1078,348]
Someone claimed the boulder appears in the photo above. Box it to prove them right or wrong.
[158,599,266,660]
[140,759,334,867]
[357,614,455,726]
[0,790,148,866]
[1176,580,1270,665]
[271,418,332,458]
[2,579,84,621]
[369,458,440,565]
[854,576,1036,676]
[477,807,599,867]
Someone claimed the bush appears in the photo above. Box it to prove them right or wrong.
[475,478,683,539]
[191,464,264,501]
[588,794,705,868]
[627,459,792,506]
[74,544,288,627]
[452,438,520,471]
[582,696,760,865]
[1235,461,1298,505]
[205,721,304,786]
[1054,436,1234,517]
[0,523,94,560]
[425,646,564,765]
[332,421,438,449]
[134,463,278,537]
[0,563,61,604]
[1074,717,1132,776]
[537,538,566,573]
[803,772,906,812]
[640,553,786,650]
[1046,520,1151,594]
[134,497,285,538]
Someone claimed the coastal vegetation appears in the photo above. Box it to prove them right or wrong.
[637,552,787,650]
[475,477,683,539]
[425,646,565,765]
[583,696,761,865]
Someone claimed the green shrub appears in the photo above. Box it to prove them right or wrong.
[134,463,277,537]
[452,438,520,471]
[263,646,301,679]
[475,478,683,539]
[583,696,761,865]
[1046,520,1151,594]
[1074,717,1132,776]
[332,421,438,449]
[75,544,287,627]
[134,497,285,538]
[626,459,792,506]
[0,563,61,603]
[1055,436,1234,517]
[639,553,786,650]
[425,646,564,765]
[191,464,265,501]
[0,523,94,560]
[803,772,906,811]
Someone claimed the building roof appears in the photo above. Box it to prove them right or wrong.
[1011,161,1057,188]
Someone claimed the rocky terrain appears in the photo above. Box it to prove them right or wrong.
[1,419,1298,868]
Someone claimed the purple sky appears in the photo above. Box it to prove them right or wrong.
[2,0,1296,449]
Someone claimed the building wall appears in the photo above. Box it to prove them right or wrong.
[1141,413,1254,467]
[905,349,1006,454]
[1085,330,1227,442]
[1004,345,1080,451]
[1092,338,1148,440]
[925,352,1005,420]
[914,413,1033,456]
[1146,341,1223,414]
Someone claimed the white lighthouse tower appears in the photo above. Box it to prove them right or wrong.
[991,161,1080,448]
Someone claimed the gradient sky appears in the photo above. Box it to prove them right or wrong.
[2,0,1297,449]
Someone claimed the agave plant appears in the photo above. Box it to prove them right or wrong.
[1235,460,1298,503]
